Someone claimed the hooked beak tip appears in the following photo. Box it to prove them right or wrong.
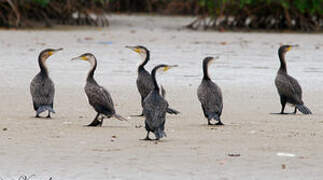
[71,57,79,61]
[169,65,178,69]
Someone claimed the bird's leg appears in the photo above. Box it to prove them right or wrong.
[46,111,51,118]
[280,96,287,114]
[215,120,224,126]
[87,113,101,126]
[208,119,212,125]
[35,114,40,118]
[99,116,104,127]
[130,113,144,117]
[293,107,297,114]
[141,131,152,141]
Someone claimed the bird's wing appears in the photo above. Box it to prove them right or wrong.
[30,74,55,107]
[197,81,223,114]
[275,74,303,104]
[137,70,154,98]
[288,75,302,100]
[143,93,168,128]
[47,78,55,105]
[151,98,168,127]
[86,85,115,113]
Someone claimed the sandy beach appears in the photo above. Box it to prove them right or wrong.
[0,14,323,179]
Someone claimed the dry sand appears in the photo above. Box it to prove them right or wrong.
[0,14,323,180]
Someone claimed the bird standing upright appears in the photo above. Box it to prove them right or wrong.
[197,57,223,125]
[30,48,62,118]
[142,64,177,140]
[275,45,312,114]
[126,45,179,116]
[72,53,126,126]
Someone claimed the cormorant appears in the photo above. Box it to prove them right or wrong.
[197,57,224,125]
[72,53,126,126]
[125,45,179,116]
[30,48,63,118]
[275,45,312,114]
[142,64,177,140]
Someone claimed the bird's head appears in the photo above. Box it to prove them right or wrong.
[154,64,178,74]
[125,45,149,58]
[203,56,219,68]
[39,48,63,60]
[278,45,298,55]
[71,53,96,66]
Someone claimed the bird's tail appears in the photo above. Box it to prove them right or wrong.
[113,113,127,121]
[36,105,55,116]
[154,128,167,140]
[296,104,312,114]
[167,108,180,115]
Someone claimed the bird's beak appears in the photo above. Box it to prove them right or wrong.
[287,45,299,51]
[71,56,85,61]
[125,46,140,53]
[54,48,63,52]
[71,56,80,61]
[163,65,178,72]
[48,48,63,56]
[125,45,134,50]
[72,55,89,61]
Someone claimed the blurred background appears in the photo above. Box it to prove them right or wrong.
[1,0,322,31]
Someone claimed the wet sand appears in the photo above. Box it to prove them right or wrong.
[0,15,323,179]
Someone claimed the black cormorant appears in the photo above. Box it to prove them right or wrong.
[30,48,62,118]
[197,57,223,125]
[126,45,179,116]
[72,53,126,126]
[275,45,312,114]
[142,64,177,140]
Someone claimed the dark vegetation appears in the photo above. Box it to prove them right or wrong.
[0,0,322,31]
[185,0,323,31]
[110,0,323,31]
[0,0,109,27]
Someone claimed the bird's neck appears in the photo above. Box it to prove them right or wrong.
[151,69,160,92]
[38,56,48,76]
[138,51,150,72]
[87,58,97,82]
[202,61,211,80]
[278,52,287,73]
